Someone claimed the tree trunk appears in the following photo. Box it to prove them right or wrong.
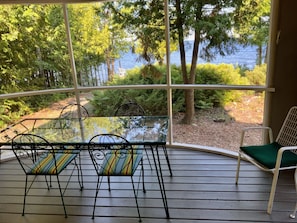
[106,58,112,81]
[257,45,263,65]
[111,58,115,81]
[176,0,202,124]
[176,0,193,124]
[184,89,195,124]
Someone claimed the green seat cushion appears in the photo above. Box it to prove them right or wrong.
[29,152,78,175]
[241,142,297,169]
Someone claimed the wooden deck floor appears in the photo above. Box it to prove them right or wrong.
[0,147,296,223]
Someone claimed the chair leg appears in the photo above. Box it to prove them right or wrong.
[92,176,101,219]
[22,177,29,216]
[131,176,142,222]
[290,168,297,219]
[77,148,84,189]
[49,176,52,187]
[22,175,38,216]
[44,176,50,190]
[74,158,84,190]
[290,203,297,219]
[267,170,280,214]
[235,153,241,184]
[107,176,111,191]
[56,175,68,218]
[141,159,146,193]
[144,147,153,170]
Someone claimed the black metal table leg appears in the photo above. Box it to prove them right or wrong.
[150,144,170,218]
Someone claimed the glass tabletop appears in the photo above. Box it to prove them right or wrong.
[0,116,168,146]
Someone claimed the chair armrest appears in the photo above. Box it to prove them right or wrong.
[274,146,297,170]
[278,146,297,154]
[240,126,273,147]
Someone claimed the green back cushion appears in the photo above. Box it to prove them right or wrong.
[241,142,297,169]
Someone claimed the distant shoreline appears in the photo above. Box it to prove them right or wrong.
[114,40,264,72]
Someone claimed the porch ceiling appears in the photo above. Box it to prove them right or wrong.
[0,0,104,4]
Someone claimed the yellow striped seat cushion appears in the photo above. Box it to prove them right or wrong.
[29,152,78,175]
[99,151,142,176]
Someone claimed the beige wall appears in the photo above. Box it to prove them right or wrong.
[269,0,297,135]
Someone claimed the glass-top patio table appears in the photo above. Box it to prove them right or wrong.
[0,116,170,218]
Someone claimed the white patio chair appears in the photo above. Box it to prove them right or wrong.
[235,106,297,215]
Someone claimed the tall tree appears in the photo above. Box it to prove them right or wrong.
[106,0,243,124]
[175,0,245,123]
[95,4,131,80]
[106,0,178,66]
[233,0,270,65]
[68,4,110,84]
[0,4,111,125]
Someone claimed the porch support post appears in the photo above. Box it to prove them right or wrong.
[63,4,82,117]
[164,0,173,145]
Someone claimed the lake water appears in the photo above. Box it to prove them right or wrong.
[114,40,263,73]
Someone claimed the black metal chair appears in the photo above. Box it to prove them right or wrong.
[114,101,145,116]
[115,101,172,176]
[88,134,145,221]
[12,133,83,217]
[58,103,89,184]
[59,103,89,119]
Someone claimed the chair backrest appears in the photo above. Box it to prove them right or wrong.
[114,102,145,116]
[12,133,79,175]
[59,103,89,119]
[276,106,297,147]
[88,134,140,176]
[11,133,54,174]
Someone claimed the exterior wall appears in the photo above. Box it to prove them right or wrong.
[269,0,297,135]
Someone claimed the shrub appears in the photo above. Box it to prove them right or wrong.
[91,63,250,116]
[0,93,68,129]
[244,64,266,85]
[91,65,169,116]
[0,99,31,128]
[195,63,249,107]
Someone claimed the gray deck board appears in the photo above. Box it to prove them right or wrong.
[0,147,296,223]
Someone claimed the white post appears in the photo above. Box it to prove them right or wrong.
[63,4,82,118]
[164,0,173,145]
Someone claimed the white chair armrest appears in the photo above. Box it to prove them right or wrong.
[274,146,297,171]
[278,145,297,154]
[240,126,273,147]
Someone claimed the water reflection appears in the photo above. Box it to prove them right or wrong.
[28,116,168,145]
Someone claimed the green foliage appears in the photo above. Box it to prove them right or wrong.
[244,64,266,85]
[0,4,110,90]
[91,65,169,116]
[0,4,111,128]
[195,63,249,107]
[0,93,69,128]
[233,0,270,65]
[104,0,269,123]
[0,99,31,127]
[0,2,269,127]
[91,64,251,115]
[104,0,178,65]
